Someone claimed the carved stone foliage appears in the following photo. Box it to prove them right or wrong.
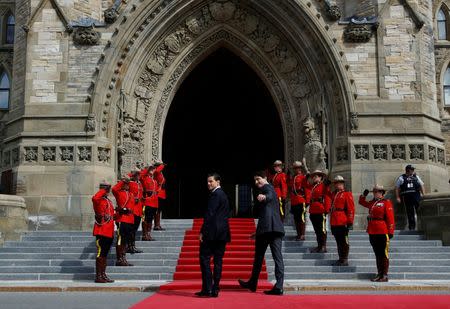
[42,147,56,163]
[428,146,437,163]
[78,146,92,162]
[131,1,312,162]
[24,147,38,163]
[324,0,341,21]
[373,145,387,161]
[409,144,424,160]
[354,145,369,160]
[60,146,74,163]
[336,146,348,162]
[98,147,111,164]
[391,144,406,160]
[73,27,101,45]
[438,148,445,165]
[344,24,375,43]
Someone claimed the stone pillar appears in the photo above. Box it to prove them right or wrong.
[0,194,28,241]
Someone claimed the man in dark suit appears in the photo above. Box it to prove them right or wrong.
[239,170,285,295]
[196,173,231,298]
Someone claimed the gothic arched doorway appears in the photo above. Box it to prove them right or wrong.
[162,48,284,218]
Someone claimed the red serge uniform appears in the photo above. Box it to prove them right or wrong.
[330,190,355,227]
[359,196,395,235]
[92,189,115,238]
[111,181,135,224]
[272,172,288,200]
[309,182,331,214]
[290,174,310,206]
[129,180,143,217]
[154,164,166,200]
[140,169,159,209]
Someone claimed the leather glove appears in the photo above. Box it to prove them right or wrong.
[323,179,332,186]
[363,189,369,197]
[388,234,394,239]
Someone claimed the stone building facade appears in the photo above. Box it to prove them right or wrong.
[0,0,449,230]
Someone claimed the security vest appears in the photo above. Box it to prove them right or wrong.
[399,174,421,195]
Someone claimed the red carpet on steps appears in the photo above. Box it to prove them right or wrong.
[131,293,450,309]
[160,218,273,291]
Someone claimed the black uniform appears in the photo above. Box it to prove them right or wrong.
[398,174,422,230]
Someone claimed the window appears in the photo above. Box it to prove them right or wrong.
[0,72,10,109]
[438,9,447,40]
[4,14,14,44]
[444,67,450,106]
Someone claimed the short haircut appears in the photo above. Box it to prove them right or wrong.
[207,173,221,182]
[254,170,267,179]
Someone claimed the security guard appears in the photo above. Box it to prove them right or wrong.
[92,182,115,283]
[271,160,288,220]
[395,164,425,230]
[330,175,355,266]
[289,161,310,241]
[128,168,144,254]
[154,162,166,231]
[309,170,331,253]
[111,178,135,266]
[140,165,159,241]
[359,184,395,282]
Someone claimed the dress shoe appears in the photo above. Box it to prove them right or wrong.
[238,279,256,292]
[370,275,382,282]
[211,290,219,297]
[263,288,283,296]
[195,291,213,297]
[332,260,348,267]
[376,275,389,282]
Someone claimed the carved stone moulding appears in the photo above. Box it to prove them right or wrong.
[73,27,101,45]
[104,7,119,24]
[409,144,424,161]
[336,145,348,162]
[372,144,387,161]
[344,24,377,43]
[24,147,38,163]
[354,144,369,160]
[391,144,406,160]
[324,0,341,21]
[98,147,111,164]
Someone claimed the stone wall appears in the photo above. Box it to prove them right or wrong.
[0,194,28,241]
[418,192,450,245]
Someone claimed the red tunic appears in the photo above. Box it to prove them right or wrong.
[112,181,135,224]
[330,190,355,227]
[92,188,115,238]
[272,172,288,200]
[309,182,332,214]
[358,196,395,235]
[140,168,159,208]
[289,174,311,206]
[129,180,143,217]
[154,164,166,199]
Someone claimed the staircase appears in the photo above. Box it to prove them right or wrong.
[0,220,191,281]
[265,227,450,280]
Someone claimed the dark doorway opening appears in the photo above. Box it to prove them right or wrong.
[162,48,284,218]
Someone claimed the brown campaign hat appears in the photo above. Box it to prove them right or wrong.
[292,161,303,168]
[333,175,345,183]
[372,184,386,194]
[273,160,283,166]
[310,170,326,177]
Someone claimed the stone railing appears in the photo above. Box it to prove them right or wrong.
[0,194,28,242]
[418,193,450,246]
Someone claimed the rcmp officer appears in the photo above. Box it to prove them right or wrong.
[289,161,311,241]
[111,178,135,266]
[359,185,395,282]
[128,168,144,254]
[330,176,355,266]
[271,160,288,220]
[309,170,331,253]
[154,162,166,231]
[395,164,425,230]
[92,182,115,283]
[140,165,159,241]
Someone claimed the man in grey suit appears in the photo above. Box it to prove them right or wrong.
[196,173,231,298]
[239,170,285,295]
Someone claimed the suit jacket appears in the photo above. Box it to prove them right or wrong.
[200,187,231,242]
[255,184,285,237]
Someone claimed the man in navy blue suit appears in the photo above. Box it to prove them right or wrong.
[196,173,231,298]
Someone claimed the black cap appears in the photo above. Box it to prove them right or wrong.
[405,164,415,170]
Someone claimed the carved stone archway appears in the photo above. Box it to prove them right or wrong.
[90,0,354,176]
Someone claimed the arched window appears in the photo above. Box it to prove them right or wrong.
[444,67,450,106]
[0,72,10,109]
[4,14,14,44]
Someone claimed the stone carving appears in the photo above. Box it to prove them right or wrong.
[350,112,359,130]
[373,145,387,160]
[324,0,341,21]
[438,148,445,165]
[73,27,101,45]
[343,0,378,43]
[2,150,10,167]
[409,144,424,160]
[186,16,203,35]
[60,146,74,163]
[78,146,92,162]
[164,29,192,54]
[303,117,327,172]
[24,147,38,163]
[428,146,437,163]
[209,1,236,22]
[104,7,119,24]
[344,24,375,43]
[391,144,406,160]
[98,147,111,164]
[11,148,19,166]
[354,145,369,160]
[42,147,56,162]
[85,114,96,132]
[337,146,348,162]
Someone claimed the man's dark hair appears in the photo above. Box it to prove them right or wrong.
[207,173,221,182]
[254,170,267,178]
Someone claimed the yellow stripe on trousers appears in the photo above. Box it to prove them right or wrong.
[322,214,327,234]
[301,203,306,223]
[117,223,122,246]
[385,234,390,259]
[96,239,101,258]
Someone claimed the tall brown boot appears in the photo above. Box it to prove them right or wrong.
[317,233,327,253]
[378,258,389,282]
[154,211,165,231]
[371,257,383,282]
[299,221,306,241]
[341,242,349,266]
[115,243,133,266]
[95,257,107,283]
[142,222,150,241]
[332,241,343,266]
[99,256,114,283]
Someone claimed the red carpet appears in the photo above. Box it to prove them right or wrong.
[131,292,450,309]
[160,218,273,291]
